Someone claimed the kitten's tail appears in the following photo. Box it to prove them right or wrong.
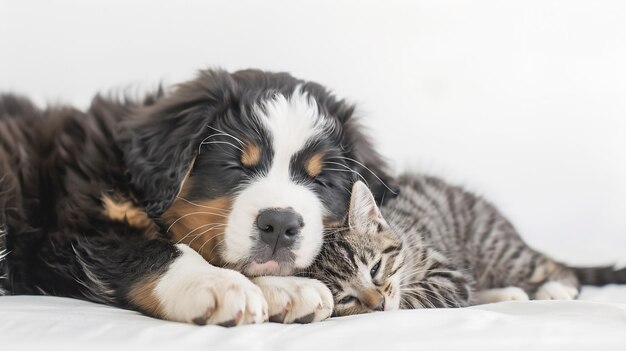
[570,265,626,286]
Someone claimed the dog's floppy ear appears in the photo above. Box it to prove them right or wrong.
[333,102,398,206]
[116,69,235,217]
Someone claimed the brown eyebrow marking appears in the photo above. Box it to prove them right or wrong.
[241,142,261,167]
[305,152,325,177]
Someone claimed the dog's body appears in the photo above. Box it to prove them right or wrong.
[0,69,395,325]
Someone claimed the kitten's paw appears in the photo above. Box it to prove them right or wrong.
[135,245,268,326]
[474,286,530,304]
[252,276,333,323]
[534,281,579,300]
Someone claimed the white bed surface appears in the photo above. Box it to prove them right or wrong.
[1,286,625,351]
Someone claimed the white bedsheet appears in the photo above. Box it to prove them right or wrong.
[1,286,625,351]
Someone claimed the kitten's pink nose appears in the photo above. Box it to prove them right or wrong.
[361,289,385,311]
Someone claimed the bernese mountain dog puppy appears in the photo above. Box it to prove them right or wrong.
[0,69,396,326]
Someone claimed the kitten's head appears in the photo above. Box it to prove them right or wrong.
[310,181,404,316]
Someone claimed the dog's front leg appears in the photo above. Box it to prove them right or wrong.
[56,236,268,326]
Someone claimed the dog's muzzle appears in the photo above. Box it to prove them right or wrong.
[246,207,305,275]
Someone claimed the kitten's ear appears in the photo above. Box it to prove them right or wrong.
[348,181,382,231]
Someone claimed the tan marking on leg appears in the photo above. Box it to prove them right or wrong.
[128,275,162,318]
[102,195,152,229]
[305,152,325,177]
[241,143,261,167]
[161,196,232,265]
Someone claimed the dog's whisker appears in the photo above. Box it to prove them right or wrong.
[322,165,370,187]
[197,133,245,155]
[187,224,228,247]
[199,234,226,258]
[175,222,225,244]
[205,238,227,259]
[327,156,397,195]
[166,212,229,233]
[175,196,229,213]
[206,125,245,146]
[199,141,244,153]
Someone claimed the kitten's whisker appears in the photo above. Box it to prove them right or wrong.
[399,268,462,282]
[401,289,433,308]
[418,288,447,308]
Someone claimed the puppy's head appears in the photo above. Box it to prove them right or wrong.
[117,69,396,276]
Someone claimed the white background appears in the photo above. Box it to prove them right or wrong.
[1,0,625,265]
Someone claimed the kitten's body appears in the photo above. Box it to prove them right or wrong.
[308,175,625,316]
[383,174,578,308]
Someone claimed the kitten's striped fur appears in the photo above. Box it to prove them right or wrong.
[307,175,626,316]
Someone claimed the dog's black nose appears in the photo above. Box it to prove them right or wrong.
[256,208,303,251]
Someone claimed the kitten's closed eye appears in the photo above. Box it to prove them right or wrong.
[338,295,356,304]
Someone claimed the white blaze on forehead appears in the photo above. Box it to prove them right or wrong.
[222,88,332,270]
[254,88,334,170]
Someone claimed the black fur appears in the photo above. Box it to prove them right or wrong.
[0,69,396,316]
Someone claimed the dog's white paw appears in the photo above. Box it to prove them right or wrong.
[534,281,579,300]
[152,245,268,326]
[474,286,530,304]
[252,276,333,323]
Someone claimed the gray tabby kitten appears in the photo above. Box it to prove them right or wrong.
[306,175,625,317]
